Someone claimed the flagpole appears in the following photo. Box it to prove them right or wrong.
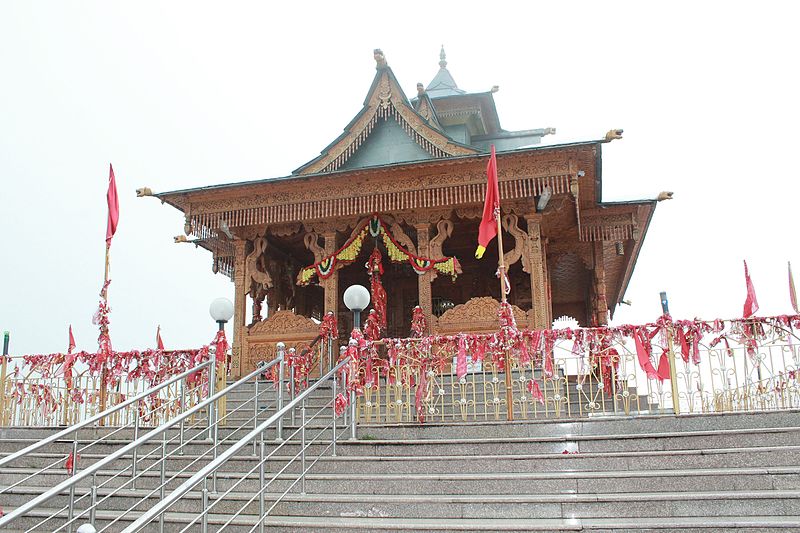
[99,244,110,418]
[496,214,508,304]
[495,200,513,421]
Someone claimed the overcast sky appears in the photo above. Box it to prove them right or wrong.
[1,1,798,356]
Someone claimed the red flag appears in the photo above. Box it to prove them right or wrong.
[790,262,798,314]
[475,145,499,259]
[68,325,76,354]
[743,260,759,318]
[106,164,119,246]
[156,325,165,350]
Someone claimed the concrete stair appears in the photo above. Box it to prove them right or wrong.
[1,379,799,531]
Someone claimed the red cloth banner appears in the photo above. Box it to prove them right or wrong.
[156,325,165,350]
[475,145,499,259]
[106,164,119,246]
[456,334,467,380]
[743,260,759,318]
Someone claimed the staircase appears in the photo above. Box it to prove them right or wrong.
[2,378,800,531]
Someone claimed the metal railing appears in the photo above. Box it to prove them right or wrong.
[0,353,215,532]
[0,348,212,427]
[353,317,800,424]
[121,348,356,532]
[0,350,285,532]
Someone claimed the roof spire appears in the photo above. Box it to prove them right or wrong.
[439,45,447,69]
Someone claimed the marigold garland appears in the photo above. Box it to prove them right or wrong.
[296,215,461,286]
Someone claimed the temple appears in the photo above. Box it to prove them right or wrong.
[143,48,660,378]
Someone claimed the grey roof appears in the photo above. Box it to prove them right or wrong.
[426,46,466,98]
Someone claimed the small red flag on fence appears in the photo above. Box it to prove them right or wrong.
[742,260,759,318]
[156,325,165,350]
[790,262,798,314]
[68,325,76,354]
[106,164,119,247]
[475,145,499,259]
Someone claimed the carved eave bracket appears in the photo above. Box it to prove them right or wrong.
[501,214,531,274]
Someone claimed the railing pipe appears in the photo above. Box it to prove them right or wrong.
[349,388,357,441]
[276,342,285,441]
[0,357,278,529]
[159,431,167,533]
[207,351,217,440]
[258,434,265,533]
[201,478,209,533]
[67,434,78,533]
[120,357,351,533]
[289,352,296,426]
[0,358,213,470]
[131,403,140,489]
[178,381,185,455]
[301,399,306,495]
[253,378,259,456]
[331,373,337,456]
[89,473,98,526]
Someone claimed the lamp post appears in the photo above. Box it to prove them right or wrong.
[208,297,234,448]
[343,285,370,331]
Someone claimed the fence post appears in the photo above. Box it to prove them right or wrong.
[661,292,680,415]
[0,331,8,426]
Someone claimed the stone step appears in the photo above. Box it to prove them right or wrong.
[5,465,800,498]
[4,444,799,488]
[7,508,800,533]
[361,409,800,438]
[4,426,799,472]
[4,489,800,529]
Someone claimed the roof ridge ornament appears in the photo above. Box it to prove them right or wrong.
[374,48,388,69]
[439,45,447,69]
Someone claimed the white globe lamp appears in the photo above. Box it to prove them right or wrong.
[209,297,234,331]
[343,285,370,329]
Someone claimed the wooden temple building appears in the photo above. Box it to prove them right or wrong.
[142,48,661,378]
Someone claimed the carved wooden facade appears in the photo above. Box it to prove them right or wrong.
[147,50,658,377]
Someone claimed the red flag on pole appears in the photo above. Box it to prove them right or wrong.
[790,262,798,314]
[106,164,119,247]
[475,145,499,259]
[68,325,76,354]
[743,260,759,318]
[156,325,165,350]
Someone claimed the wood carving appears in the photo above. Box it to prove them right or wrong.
[389,222,416,255]
[248,310,318,337]
[436,297,527,335]
[501,214,530,274]
[246,236,273,291]
[429,219,453,259]
[304,232,325,263]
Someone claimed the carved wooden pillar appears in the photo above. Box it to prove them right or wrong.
[322,232,339,319]
[525,214,549,329]
[415,223,434,330]
[231,239,247,379]
[593,242,609,326]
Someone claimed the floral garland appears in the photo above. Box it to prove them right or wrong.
[296,215,461,286]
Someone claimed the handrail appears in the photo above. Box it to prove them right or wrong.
[0,356,214,470]
[121,356,351,533]
[0,354,281,529]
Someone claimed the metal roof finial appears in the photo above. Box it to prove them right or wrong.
[439,45,447,69]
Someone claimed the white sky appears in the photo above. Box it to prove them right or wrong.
[1,1,798,356]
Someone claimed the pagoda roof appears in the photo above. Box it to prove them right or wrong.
[155,139,605,202]
[426,46,466,98]
[293,48,557,175]
[293,49,478,176]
